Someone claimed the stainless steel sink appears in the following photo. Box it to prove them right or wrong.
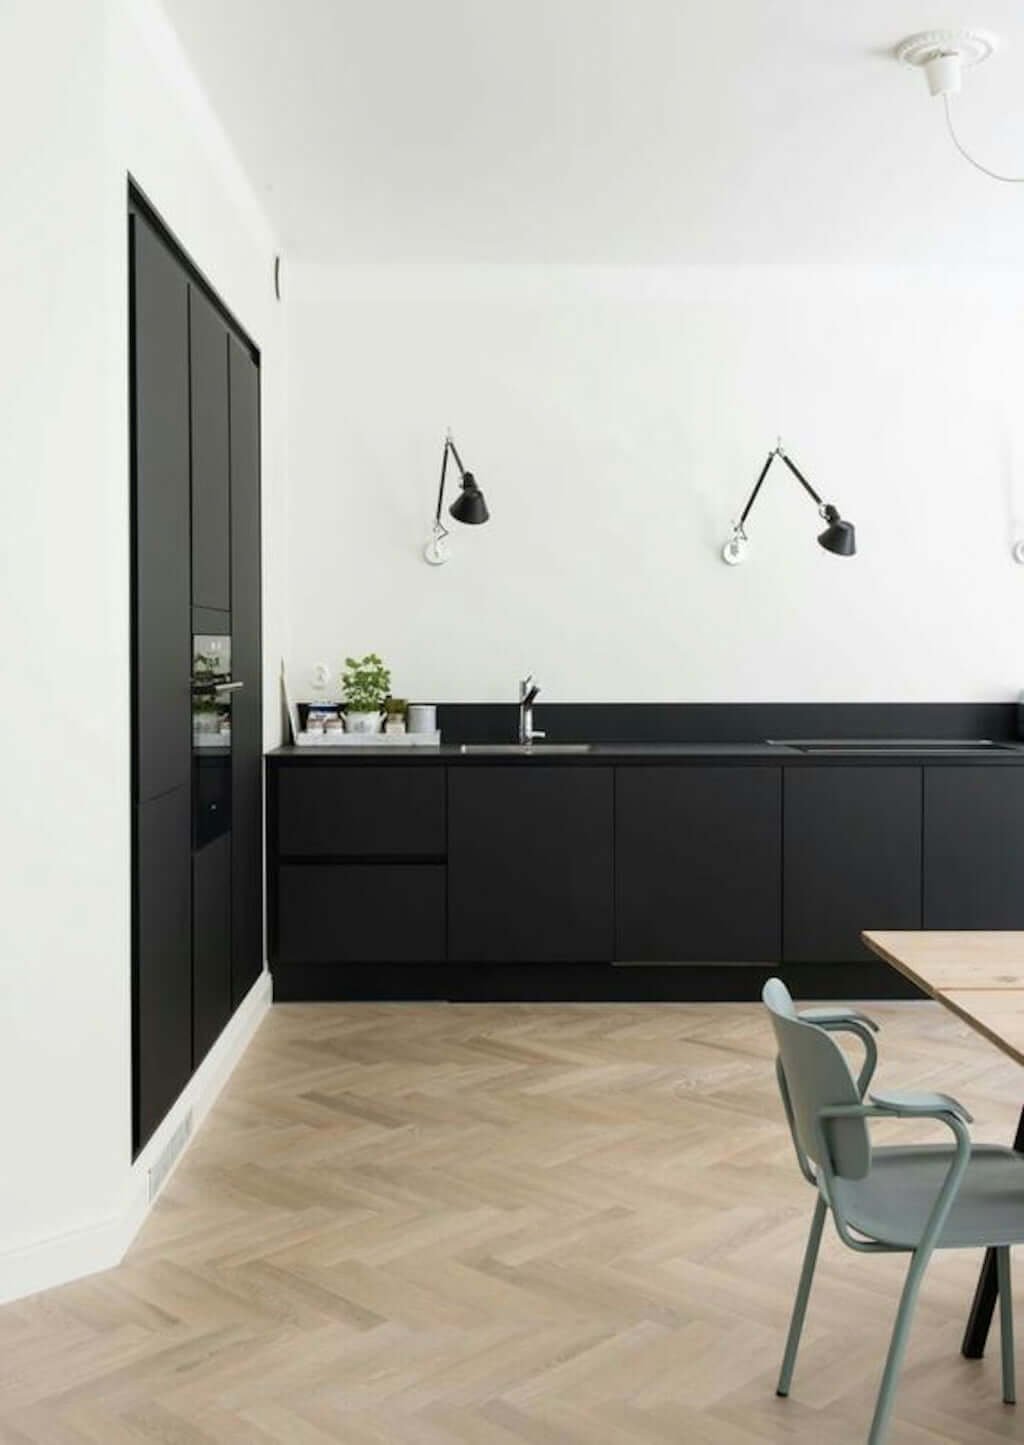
[768,738,1020,754]
[458,743,594,755]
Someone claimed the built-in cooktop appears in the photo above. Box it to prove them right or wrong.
[768,738,1022,754]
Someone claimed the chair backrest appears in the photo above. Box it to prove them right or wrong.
[763,978,871,1181]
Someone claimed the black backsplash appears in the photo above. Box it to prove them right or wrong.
[435,702,1020,746]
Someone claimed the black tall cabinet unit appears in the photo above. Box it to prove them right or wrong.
[130,191,263,1155]
[228,338,263,1008]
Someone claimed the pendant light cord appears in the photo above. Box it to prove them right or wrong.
[943,94,1024,183]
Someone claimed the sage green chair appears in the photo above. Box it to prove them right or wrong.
[763,977,1023,1444]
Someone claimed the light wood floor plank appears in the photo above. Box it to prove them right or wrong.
[1,1000,1020,1442]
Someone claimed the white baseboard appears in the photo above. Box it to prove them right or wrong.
[0,970,273,1306]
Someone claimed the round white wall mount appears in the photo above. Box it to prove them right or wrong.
[896,30,999,96]
[896,29,999,70]
[1012,539,1024,565]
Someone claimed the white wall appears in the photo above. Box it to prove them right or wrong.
[105,0,288,746]
[286,264,1024,705]
[0,0,285,1299]
[0,0,119,1271]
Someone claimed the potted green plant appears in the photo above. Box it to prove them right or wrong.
[384,697,408,736]
[341,653,391,734]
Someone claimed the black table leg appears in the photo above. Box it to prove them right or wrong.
[961,1103,1024,1359]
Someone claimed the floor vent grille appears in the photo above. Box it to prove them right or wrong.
[148,1110,193,1201]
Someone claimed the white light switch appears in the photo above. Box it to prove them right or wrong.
[312,663,330,689]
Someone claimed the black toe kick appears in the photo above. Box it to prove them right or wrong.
[270,961,924,1004]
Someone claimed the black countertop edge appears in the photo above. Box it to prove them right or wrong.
[267,742,1024,764]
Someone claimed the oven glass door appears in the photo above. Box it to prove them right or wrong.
[192,634,232,848]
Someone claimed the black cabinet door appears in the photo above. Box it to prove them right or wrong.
[784,766,922,964]
[193,832,232,1066]
[616,766,781,962]
[228,338,263,1005]
[275,766,446,858]
[189,288,230,614]
[277,864,446,964]
[924,767,1024,927]
[131,215,190,805]
[448,767,613,963]
[134,786,192,1151]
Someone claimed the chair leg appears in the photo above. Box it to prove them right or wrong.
[997,1247,1015,1406]
[777,1194,827,1398]
[868,1247,933,1445]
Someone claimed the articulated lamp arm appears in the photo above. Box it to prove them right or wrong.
[723,441,854,565]
[424,431,491,566]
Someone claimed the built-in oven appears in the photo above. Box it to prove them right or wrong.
[191,634,241,849]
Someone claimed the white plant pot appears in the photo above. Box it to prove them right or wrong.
[344,710,382,734]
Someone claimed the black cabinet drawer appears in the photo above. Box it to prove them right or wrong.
[784,766,922,964]
[924,767,1024,928]
[277,864,445,963]
[275,766,445,857]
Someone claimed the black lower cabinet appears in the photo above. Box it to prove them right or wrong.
[193,833,233,1066]
[924,767,1024,927]
[134,786,192,1148]
[615,766,781,961]
[448,767,613,963]
[784,766,922,963]
[278,864,446,964]
[266,754,1024,1000]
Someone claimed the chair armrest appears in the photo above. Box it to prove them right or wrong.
[869,1088,973,1125]
[800,1008,879,1098]
[800,1007,879,1033]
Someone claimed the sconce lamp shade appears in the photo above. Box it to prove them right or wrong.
[817,506,856,556]
[449,472,489,525]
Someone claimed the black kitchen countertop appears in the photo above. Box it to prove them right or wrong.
[268,740,1024,765]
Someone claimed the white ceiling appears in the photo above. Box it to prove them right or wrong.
[161,0,1024,265]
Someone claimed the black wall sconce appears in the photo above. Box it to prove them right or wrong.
[722,440,856,565]
[423,430,491,565]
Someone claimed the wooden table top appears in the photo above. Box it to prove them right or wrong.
[862,931,1024,1068]
[862,931,1024,994]
[939,990,1024,1070]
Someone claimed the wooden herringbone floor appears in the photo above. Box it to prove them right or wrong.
[1,1000,1022,1443]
